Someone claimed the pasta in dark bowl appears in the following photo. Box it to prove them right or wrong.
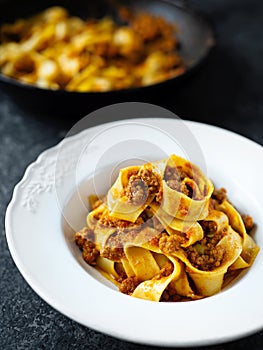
[0,0,215,116]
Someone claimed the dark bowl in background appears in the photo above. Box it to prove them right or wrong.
[0,0,215,118]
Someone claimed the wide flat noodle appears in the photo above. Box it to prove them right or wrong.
[86,204,116,250]
[216,200,259,268]
[126,242,182,301]
[107,159,167,222]
[121,258,136,277]
[86,203,106,229]
[150,202,203,247]
[176,230,241,296]
[160,211,243,296]
[131,256,181,302]
[160,155,214,221]
[169,262,196,298]
[107,166,150,222]
[125,246,160,281]
[96,256,119,279]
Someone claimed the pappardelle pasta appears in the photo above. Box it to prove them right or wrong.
[75,155,259,301]
[0,6,185,91]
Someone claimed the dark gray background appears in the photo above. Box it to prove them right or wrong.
[1,0,263,349]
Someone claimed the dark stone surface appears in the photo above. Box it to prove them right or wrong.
[1,0,263,349]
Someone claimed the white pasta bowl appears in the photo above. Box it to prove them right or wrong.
[5,118,263,347]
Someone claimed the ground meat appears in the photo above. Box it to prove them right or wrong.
[99,213,144,229]
[148,235,159,247]
[153,262,174,280]
[119,8,178,53]
[115,262,127,282]
[164,165,188,182]
[187,245,225,271]
[241,214,254,232]
[164,165,180,191]
[159,232,186,253]
[101,229,139,262]
[75,227,98,265]
[82,240,99,266]
[75,231,87,250]
[155,186,163,203]
[164,165,198,199]
[212,188,227,204]
[101,246,125,262]
[148,231,166,247]
[166,179,181,192]
[185,226,227,271]
[126,177,148,205]
[161,281,190,302]
[139,167,160,194]
[132,13,177,52]
[125,166,160,205]
[181,182,193,198]
[75,227,95,250]
[119,276,140,295]
[200,220,217,234]
[161,285,195,302]
[161,290,183,302]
